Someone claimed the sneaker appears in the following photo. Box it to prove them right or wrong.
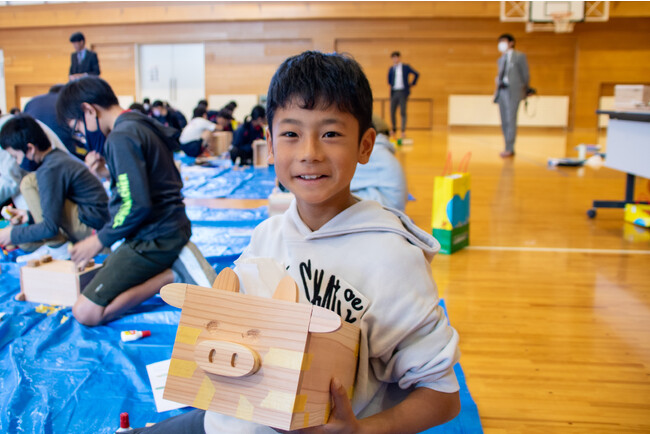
[16,242,71,263]
[171,241,217,287]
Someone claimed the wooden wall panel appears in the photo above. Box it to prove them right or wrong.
[0,2,649,142]
[93,44,136,98]
[205,40,312,96]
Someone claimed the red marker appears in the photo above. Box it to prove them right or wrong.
[120,330,151,342]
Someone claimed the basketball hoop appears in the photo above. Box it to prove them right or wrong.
[551,12,575,33]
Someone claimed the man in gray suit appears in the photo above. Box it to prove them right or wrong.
[493,33,529,158]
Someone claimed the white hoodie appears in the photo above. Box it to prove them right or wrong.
[204,199,460,433]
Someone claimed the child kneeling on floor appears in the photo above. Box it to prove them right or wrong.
[55,77,214,326]
[0,114,109,262]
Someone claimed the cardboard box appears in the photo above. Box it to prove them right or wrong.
[431,173,470,254]
[20,258,102,306]
[614,85,650,110]
[161,269,360,430]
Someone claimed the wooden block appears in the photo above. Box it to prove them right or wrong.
[252,139,268,168]
[161,273,360,430]
[20,259,103,306]
[207,131,233,156]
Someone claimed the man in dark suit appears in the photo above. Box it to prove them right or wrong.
[69,32,100,80]
[387,51,419,140]
[493,33,530,158]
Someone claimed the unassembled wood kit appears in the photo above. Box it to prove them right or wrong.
[20,256,102,306]
[160,268,360,430]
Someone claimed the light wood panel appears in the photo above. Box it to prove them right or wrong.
[0,3,649,138]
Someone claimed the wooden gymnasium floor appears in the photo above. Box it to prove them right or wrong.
[400,128,650,433]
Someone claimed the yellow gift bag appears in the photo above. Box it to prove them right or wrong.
[431,153,470,254]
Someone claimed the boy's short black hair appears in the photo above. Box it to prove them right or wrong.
[143,98,151,104]
[251,105,266,121]
[69,32,85,43]
[56,76,119,125]
[152,100,164,108]
[193,106,207,118]
[0,114,51,153]
[266,51,373,141]
[498,33,516,44]
[217,110,233,121]
[129,103,147,114]
[197,99,208,108]
[391,51,401,58]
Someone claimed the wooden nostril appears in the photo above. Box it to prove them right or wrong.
[209,349,216,363]
[231,353,238,367]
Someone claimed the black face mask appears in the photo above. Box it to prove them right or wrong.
[19,155,41,172]
[83,116,107,155]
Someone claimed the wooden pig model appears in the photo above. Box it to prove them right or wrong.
[160,268,360,430]
[19,255,102,306]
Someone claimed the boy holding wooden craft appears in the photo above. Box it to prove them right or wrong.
[132,51,460,433]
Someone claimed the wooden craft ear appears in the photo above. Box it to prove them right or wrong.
[309,306,342,333]
[86,259,95,268]
[27,259,40,268]
[40,255,52,264]
[272,276,298,302]
[160,283,189,308]
[212,267,239,293]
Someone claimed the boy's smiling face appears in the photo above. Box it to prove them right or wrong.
[268,99,375,230]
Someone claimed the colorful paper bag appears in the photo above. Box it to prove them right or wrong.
[431,153,470,254]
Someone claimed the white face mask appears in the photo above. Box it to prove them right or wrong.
[498,41,509,53]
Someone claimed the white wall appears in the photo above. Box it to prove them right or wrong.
[448,95,569,127]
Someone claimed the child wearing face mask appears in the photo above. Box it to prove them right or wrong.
[0,114,110,261]
[54,77,215,327]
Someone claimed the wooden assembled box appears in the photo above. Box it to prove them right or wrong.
[252,139,268,168]
[208,131,233,156]
[20,256,102,306]
[161,268,360,430]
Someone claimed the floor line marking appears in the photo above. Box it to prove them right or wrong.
[466,246,650,255]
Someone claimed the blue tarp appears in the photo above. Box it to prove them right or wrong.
[0,193,482,433]
[180,162,276,199]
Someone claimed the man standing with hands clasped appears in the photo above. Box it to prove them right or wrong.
[493,33,530,158]
[69,32,100,80]
[388,51,419,141]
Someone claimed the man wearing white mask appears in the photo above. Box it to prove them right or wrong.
[493,33,530,158]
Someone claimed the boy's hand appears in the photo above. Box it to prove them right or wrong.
[85,151,108,179]
[275,378,361,434]
[0,226,13,246]
[2,206,28,225]
[70,235,103,270]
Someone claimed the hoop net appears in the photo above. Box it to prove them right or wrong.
[551,12,574,33]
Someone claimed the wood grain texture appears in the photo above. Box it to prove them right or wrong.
[396,129,650,433]
[20,259,102,306]
[164,279,359,430]
[1,3,648,136]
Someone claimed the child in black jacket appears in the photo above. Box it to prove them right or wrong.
[229,105,266,165]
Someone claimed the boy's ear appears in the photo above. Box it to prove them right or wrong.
[266,134,274,165]
[358,127,376,165]
[80,102,97,117]
[25,143,37,159]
